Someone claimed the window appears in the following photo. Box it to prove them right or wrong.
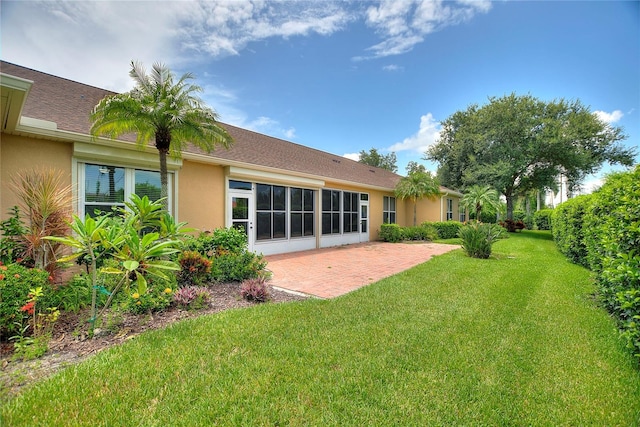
[322,189,341,235]
[446,198,454,221]
[229,180,252,191]
[82,163,163,217]
[383,196,396,224]
[256,184,286,240]
[290,187,314,238]
[459,207,466,222]
[343,191,359,233]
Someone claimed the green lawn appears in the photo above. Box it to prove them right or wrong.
[2,231,639,426]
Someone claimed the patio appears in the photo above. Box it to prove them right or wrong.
[265,241,460,298]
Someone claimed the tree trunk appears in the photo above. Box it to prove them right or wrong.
[506,194,514,220]
[413,202,417,226]
[158,147,169,211]
[155,128,171,212]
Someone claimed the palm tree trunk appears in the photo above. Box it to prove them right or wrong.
[413,202,417,226]
[158,148,169,211]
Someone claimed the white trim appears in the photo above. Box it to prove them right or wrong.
[73,141,181,171]
[227,166,324,188]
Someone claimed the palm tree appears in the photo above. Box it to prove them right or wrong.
[395,171,441,226]
[461,185,500,222]
[90,61,233,209]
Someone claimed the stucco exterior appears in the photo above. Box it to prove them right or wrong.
[1,61,463,256]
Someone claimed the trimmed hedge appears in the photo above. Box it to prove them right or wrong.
[534,209,553,230]
[551,197,591,267]
[552,165,640,361]
[379,223,439,242]
[425,221,462,240]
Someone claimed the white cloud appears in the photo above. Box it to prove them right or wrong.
[388,113,441,153]
[594,109,624,124]
[343,153,361,161]
[178,1,353,58]
[359,0,491,59]
[382,64,404,72]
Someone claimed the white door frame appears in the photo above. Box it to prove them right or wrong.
[227,189,255,252]
[360,196,370,242]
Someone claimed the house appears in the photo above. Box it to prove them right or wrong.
[1,62,462,256]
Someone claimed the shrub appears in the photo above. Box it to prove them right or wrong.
[240,277,271,302]
[582,166,640,359]
[379,223,403,243]
[122,284,175,314]
[522,216,534,230]
[0,206,27,265]
[46,274,93,313]
[458,222,507,259]
[0,263,51,339]
[534,209,553,230]
[478,210,498,224]
[427,221,462,240]
[173,286,210,310]
[177,251,212,286]
[185,227,248,257]
[210,251,266,283]
[551,196,591,267]
[402,224,438,241]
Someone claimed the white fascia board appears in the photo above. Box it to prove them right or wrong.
[74,141,182,170]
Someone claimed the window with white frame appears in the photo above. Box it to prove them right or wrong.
[290,187,314,238]
[343,191,359,233]
[256,184,287,241]
[82,163,165,217]
[322,189,341,235]
[446,198,454,221]
[383,196,396,224]
[459,206,466,222]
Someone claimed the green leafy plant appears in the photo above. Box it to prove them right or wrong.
[458,222,508,259]
[0,263,51,339]
[0,206,27,264]
[123,285,174,314]
[240,276,271,302]
[47,195,182,335]
[379,223,403,242]
[534,209,554,231]
[425,221,462,240]
[401,225,438,241]
[210,251,266,283]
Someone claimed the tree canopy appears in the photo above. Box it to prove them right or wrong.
[90,61,233,208]
[425,93,635,219]
[461,185,500,221]
[358,148,397,173]
[395,171,440,226]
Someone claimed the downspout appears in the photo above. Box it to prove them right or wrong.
[440,192,450,222]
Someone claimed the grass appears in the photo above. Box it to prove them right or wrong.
[2,231,640,425]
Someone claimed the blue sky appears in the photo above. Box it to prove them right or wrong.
[2,1,638,190]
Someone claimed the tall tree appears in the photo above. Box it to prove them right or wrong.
[395,171,440,226]
[425,93,634,219]
[90,61,233,209]
[405,161,427,175]
[461,185,500,221]
[359,148,398,173]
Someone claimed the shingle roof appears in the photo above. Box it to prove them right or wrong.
[1,61,405,190]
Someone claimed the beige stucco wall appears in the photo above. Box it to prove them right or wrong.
[177,160,225,232]
[0,134,73,221]
[401,194,462,225]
